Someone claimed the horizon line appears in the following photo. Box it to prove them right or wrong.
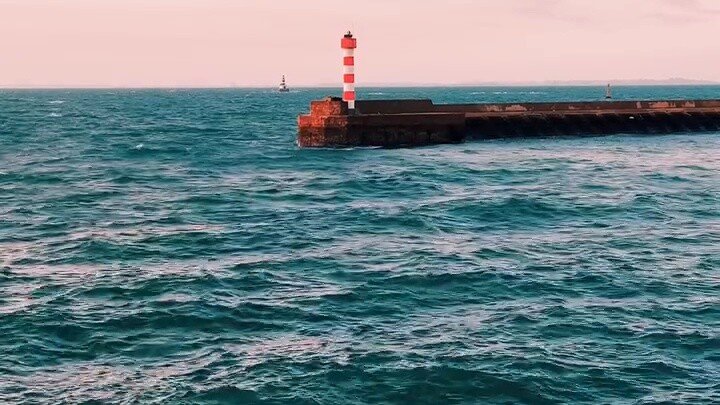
[3,83,720,91]
[2,78,719,90]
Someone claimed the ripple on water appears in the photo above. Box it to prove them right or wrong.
[1,88,720,404]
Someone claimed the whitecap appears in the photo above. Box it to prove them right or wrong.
[48,100,65,104]
[48,112,62,118]
[134,143,144,149]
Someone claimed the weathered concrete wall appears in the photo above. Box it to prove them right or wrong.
[298,98,465,147]
[466,111,720,139]
[348,113,465,147]
[297,97,720,148]
[356,99,720,115]
[311,97,348,116]
[436,100,720,114]
[355,99,434,115]
[298,112,465,148]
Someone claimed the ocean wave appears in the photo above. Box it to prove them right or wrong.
[2,88,719,404]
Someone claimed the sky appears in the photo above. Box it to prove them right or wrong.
[1,0,719,88]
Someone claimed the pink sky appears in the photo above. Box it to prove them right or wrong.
[1,0,719,88]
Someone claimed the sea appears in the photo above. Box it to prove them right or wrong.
[1,86,719,404]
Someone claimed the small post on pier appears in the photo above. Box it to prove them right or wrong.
[341,31,357,111]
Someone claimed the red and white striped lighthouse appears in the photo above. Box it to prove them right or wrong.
[341,31,357,111]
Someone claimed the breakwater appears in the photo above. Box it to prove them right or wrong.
[298,97,720,147]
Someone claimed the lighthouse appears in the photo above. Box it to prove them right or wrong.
[341,31,357,111]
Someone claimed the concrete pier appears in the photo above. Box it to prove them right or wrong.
[297,97,720,148]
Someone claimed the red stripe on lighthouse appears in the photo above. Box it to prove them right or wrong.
[343,74,355,83]
[343,91,356,101]
[343,56,355,66]
[341,38,357,49]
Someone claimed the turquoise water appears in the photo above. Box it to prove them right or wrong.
[1,87,719,404]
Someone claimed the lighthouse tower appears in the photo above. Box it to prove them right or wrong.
[341,31,357,111]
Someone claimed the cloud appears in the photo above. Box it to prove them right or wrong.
[503,0,592,24]
[506,0,720,25]
[647,0,720,23]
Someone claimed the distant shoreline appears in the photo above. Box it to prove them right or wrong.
[2,82,720,90]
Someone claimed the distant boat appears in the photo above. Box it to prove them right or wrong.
[605,84,612,99]
[278,75,290,92]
